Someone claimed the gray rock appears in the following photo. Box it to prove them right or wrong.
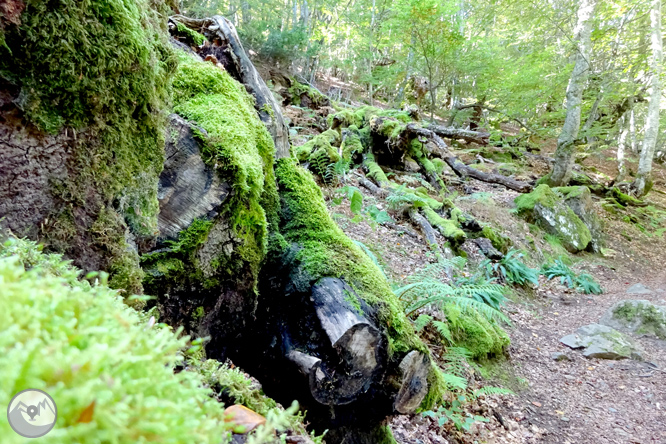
[559,324,644,360]
[158,114,231,239]
[600,299,666,339]
[626,283,653,294]
[533,200,591,253]
[558,186,604,253]
[551,352,571,361]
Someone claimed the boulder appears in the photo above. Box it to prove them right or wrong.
[626,283,653,295]
[560,324,644,360]
[515,185,591,253]
[600,300,666,340]
[554,186,603,252]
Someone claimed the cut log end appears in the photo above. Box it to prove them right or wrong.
[394,351,430,414]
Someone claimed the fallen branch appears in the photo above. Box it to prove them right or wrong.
[405,125,533,193]
[427,124,490,145]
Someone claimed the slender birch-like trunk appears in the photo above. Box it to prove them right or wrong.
[631,0,662,196]
[548,0,596,186]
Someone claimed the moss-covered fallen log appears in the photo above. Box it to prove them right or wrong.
[404,125,533,193]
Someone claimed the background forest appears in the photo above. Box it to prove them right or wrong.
[180,0,663,186]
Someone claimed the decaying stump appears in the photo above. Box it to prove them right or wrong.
[169,15,290,159]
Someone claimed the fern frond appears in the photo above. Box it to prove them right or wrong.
[472,386,514,399]
[432,320,453,344]
[414,314,433,332]
[441,372,467,391]
[352,240,386,278]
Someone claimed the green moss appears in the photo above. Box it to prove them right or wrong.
[275,159,425,355]
[514,184,591,252]
[444,304,510,360]
[172,51,276,284]
[364,153,390,186]
[295,129,341,163]
[479,226,511,254]
[421,207,466,246]
[420,364,449,411]
[0,0,178,295]
[288,79,328,108]
[90,207,144,299]
[613,301,666,339]
[341,128,365,160]
[553,186,588,200]
[609,187,646,207]
[514,184,558,215]
[176,21,206,46]
[0,239,235,443]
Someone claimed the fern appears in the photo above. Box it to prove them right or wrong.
[442,372,467,391]
[481,249,538,287]
[471,386,514,399]
[414,314,433,332]
[576,272,603,294]
[441,347,471,377]
[398,280,509,323]
[540,258,603,294]
[540,258,575,287]
[432,320,454,344]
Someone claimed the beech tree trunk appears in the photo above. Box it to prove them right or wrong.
[548,0,596,186]
[631,0,662,196]
[616,112,629,183]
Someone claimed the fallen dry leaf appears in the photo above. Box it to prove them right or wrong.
[77,401,95,424]
[224,404,266,434]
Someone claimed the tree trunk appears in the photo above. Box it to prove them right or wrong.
[616,114,629,183]
[631,0,662,196]
[548,0,596,186]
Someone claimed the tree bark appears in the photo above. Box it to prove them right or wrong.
[631,0,662,196]
[548,0,596,186]
[170,15,291,159]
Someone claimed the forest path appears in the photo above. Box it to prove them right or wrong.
[496,268,666,444]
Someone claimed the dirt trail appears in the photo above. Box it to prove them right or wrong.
[489,267,666,444]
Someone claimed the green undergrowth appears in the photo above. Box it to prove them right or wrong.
[175,21,206,46]
[0,0,178,296]
[443,304,510,360]
[168,51,277,285]
[328,106,413,129]
[0,238,233,443]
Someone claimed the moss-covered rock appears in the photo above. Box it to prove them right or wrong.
[554,186,604,252]
[600,300,666,340]
[560,323,644,360]
[515,185,591,253]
